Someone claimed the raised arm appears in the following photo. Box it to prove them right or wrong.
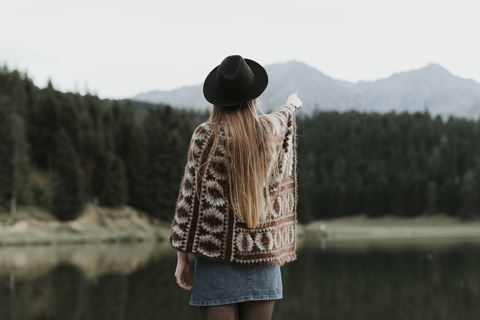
[268,93,302,139]
[286,93,302,111]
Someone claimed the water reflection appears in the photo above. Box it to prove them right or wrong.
[279,238,480,320]
[0,241,164,281]
[0,238,479,320]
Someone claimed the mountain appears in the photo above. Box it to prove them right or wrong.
[355,63,480,118]
[261,61,358,112]
[133,85,206,110]
[132,61,480,118]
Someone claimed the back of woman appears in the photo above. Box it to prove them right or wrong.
[169,55,302,320]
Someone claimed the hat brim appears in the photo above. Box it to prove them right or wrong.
[203,58,268,107]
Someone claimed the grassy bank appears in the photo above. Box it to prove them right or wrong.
[304,214,480,240]
[0,204,171,246]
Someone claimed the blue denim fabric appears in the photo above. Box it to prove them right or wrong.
[190,255,283,306]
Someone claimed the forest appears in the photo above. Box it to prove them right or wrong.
[1,66,479,224]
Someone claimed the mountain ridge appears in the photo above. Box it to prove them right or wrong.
[133,61,480,118]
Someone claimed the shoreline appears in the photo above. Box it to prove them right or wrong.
[2,207,480,247]
[302,214,480,241]
[0,204,171,247]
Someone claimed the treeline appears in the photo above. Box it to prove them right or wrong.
[297,111,480,222]
[1,66,479,223]
[0,67,191,221]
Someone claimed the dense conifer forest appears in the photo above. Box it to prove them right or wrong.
[0,67,191,221]
[1,66,479,223]
[297,111,480,221]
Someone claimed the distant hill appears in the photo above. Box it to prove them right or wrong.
[133,61,480,118]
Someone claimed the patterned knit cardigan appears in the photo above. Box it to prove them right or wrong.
[169,105,298,267]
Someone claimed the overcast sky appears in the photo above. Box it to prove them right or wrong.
[1,0,479,99]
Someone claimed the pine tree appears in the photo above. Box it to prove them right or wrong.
[9,113,32,217]
[125,119,152,212]
[97,152,128,207]
[144,107,182,219]
[425,181,439,215]
[52,130,85,221]
[460,169,480,220]
[0,98,32,216]
[0,98,13,211]
[28,80,61,171]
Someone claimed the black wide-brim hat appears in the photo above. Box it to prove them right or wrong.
[203,55,268,107]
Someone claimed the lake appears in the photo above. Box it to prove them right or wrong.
[1,238,479,320]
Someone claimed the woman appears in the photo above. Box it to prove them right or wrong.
[169,55,301,320]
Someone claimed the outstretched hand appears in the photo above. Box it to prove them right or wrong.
[286,93,302,110]
[174,252,193,291]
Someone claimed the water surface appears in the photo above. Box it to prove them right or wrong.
[1,238,479,320]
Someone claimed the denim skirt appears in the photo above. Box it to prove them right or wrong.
[190,255,283,306]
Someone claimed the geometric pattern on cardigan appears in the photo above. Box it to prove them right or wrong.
[169,105,298,267]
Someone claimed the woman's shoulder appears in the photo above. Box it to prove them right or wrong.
[193,121,213,134]
[195,121,225,134]
[190,121,217,143]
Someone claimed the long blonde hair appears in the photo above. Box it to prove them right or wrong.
[206,99,281,228]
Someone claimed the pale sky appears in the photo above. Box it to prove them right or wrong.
[1,0,479,99]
